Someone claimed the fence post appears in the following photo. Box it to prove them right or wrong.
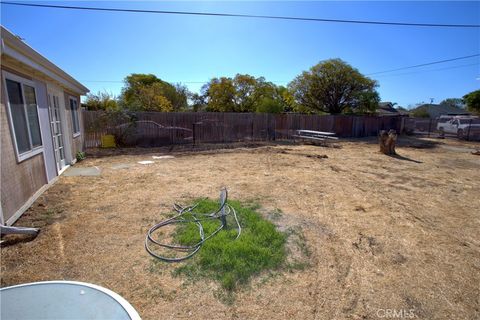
[352,116,356,138]
[223,113,226,143]
[251,114,254,141]
[427,119,432,137]
[467,119,472,140]
[272,114,276,141]
[192,122,196,146]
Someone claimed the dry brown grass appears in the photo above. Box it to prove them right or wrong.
[1,137,479,319]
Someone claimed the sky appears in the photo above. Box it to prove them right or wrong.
[1,1,479,108]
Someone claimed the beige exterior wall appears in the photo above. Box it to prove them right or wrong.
[1,68,48,223]
[1,27,88,225]
[0,63,84,224]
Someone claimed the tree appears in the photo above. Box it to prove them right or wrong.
[119,73,187,111]
[288,59,379,114]
[190,92,207,112]
[410,106,430,118]
[136,83,173,112]
[463,90,480,114]
[233,74,257,112]
[440,98,465,109]
[276,86,298,112]
[350,91,380,114]
[395,106,408,112]
[255,97,283,113]
[204,77,237,112]
[203,74,287,113]
[84,91,118,111]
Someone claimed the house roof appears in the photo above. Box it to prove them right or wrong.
[413,104,470,118]
[377,102,408,116]
[1,26,89,95]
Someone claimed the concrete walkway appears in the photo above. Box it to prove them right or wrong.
[63,166,101,177]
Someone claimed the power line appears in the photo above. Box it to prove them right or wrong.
[366,54,480,75]
[2,1,479,28]
[80,56,479,84]
[372,62,479,78]
[80,80,290,84]
[81,62,478,86]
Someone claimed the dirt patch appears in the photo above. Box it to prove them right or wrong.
[1,137,479,319]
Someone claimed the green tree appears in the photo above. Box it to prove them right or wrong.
[276,86,298,112]
[255,97,283,113]
[136,83,173,112]
[204,77,237,112]
[84,91,118,111]
[190,92,207,112]
[462,90,480,114]
[354,91,380,114]
[233,74,257,112]
[120,74,187,111]
[440,98,465,109]
[395,106,408,112]
[288,59,379,114]
[410,106,430,118]
[203,74,290,113]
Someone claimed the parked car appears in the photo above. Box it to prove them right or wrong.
[437,117,480,139]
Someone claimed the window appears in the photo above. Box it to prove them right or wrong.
[69,97,80,136]
[4,74,43,161]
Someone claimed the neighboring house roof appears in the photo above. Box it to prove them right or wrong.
[377,102,408,116]
[412,104,470,118]
[0,25,89,95]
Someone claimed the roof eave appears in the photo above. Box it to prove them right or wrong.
[1,26,89,95]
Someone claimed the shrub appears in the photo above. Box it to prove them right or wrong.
[86,109,137,147]
[76,151,86,161]
[84,91,118,111]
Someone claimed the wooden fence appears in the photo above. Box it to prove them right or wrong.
[83,111,404,148]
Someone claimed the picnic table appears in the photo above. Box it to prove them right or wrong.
[292,130,339,142]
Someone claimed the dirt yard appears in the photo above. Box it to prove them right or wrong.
[2,137,479,319]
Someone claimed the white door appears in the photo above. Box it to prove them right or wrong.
[48,94,66,172]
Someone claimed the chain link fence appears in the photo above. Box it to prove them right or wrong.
[403,117,480,141]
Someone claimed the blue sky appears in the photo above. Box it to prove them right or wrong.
[1,1,479,108]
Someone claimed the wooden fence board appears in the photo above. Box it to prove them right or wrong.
[83,110,404,148]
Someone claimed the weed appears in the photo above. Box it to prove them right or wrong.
[172,199,287,292]
[270,208,283,220]
[285,261,310,272]
[282,226,312,272]
[76,151,86,162]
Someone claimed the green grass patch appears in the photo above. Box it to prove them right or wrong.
[172,199,287,291]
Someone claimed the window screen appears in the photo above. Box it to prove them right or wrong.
[70,98,80,134]
[6,79,30,153]
[5,78,42,156]
[24,85,42,147]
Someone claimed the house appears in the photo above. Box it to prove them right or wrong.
[377,102,408,116]
[410,103,470,119]
[1,26,89,226]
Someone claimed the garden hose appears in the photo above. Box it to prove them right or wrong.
[145,188,241,262]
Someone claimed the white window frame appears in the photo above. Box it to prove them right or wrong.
[2,71,44,162]
[69,96,81,138]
